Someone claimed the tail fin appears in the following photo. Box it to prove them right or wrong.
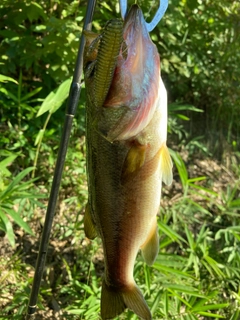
[101,279,125,319]
[101,278,152,320]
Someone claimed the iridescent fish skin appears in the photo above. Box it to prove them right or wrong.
[84,5,172,320]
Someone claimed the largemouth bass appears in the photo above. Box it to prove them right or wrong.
[83,4,173,320]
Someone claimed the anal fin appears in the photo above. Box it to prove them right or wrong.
[159,143,173,186]
[84,203,98,240]
[141,218,159,266]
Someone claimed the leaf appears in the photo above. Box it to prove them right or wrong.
[0,87,18,102]
[21,87,42,102]
[168,289,192,308]
[2,207,34,236]
[51,78,72,113]
[34,129,45,146]
[150,291,162,316]
[169,104,203,113]
[192,303,229,312]
[185,225,195,251]
[153,264,193,279]
[187,176,206,183]
[186,199,212,215]
[204,256,225,278]
[26,2,47,22]
[144,264,151,296]
[158,220,186,244]
[0,210,15,247]
[36,91,55,116]
[37,78,71,117]
[156,253,188,269]
[197,311,225,318]
[0,74,18,84]
[163,284,205,297]
[169,151,188,189]
[0,167,34,201]
[0,154,18,177]
[163,290,169,317]
[176,114,190,121]
[230,309,240,320]
[189,183,218,197]
[201,260,215,277]
[229,198,240,208]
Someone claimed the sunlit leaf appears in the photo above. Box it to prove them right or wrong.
[36,78,71,116]
[1,207,34,235]
[153,264,193,279]
[163,290,169,317]
[144,264,151,296]
[0,167,34,200]
[0,210,15,247]
[21,87,42,102]
[0,74,18,84]
[0,154,18,177]
[192,303,229,312]
[197,311,225,318]
[158,221,186,243]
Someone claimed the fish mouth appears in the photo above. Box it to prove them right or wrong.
[124,4,145,29]
[123,4,149,50]
[121,4,153,83]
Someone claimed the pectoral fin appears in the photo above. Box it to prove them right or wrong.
[122,143,147,182]
[159,144,173,186]
[84,203,98,239]
[83,30,99,44]
[83,31,100,66]
[141,219,159,266]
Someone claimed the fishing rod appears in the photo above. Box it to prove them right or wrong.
[25,0,96,318]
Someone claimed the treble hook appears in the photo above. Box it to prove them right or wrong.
[119,0,168,32]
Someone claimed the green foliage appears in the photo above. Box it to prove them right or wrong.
[0,157,41,247]
[158,0,240,148]
[0,0,83,90]
[32,78,72,177]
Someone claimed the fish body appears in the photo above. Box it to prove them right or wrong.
[84,5,172,320]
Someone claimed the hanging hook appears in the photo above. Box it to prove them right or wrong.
[119,0,168,32]
[119,0,128,20]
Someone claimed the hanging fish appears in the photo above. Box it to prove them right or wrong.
[83,4,172,320]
